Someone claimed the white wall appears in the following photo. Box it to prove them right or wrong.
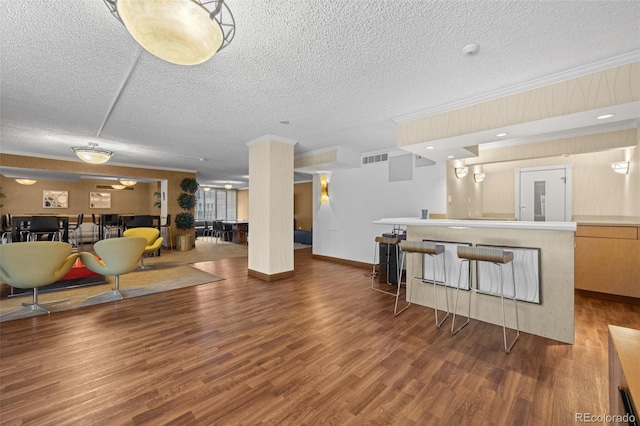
[313,157,446,263]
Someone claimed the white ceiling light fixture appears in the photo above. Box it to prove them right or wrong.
[224,182,233,190]
[71,143,113,164]
[103,0,236,66]
[495,132,508,137]
[15,179,37,185]
[119,179,137,186]
[597,113,616,120]
[111,184,127,190]
[611,161,629,174]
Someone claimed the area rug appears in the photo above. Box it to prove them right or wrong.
[0,247,228,322]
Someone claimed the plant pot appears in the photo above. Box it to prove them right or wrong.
[176,234,192,252]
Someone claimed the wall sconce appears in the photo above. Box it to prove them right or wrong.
[455,167,468,179]
[320,177,329,203]
[15,178,37,185]
[611,161,629,174]
[473,173,486,183]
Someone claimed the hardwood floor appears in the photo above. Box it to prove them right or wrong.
[1,248,639,425]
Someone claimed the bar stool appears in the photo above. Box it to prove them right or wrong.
[452,246,520,353]
[371,235,409,315]
[398,241,448,328]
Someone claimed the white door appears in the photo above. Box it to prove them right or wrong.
[517,166,571,222]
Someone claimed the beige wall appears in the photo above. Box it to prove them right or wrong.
[0,177,155,216]
[294,181,312,231]
[446,130,640,218]
[398,62,639,147]
[237,188,248,222]
[0,154,197,243]
[237,182,313,231]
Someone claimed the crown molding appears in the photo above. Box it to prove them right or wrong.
[393,51,640,124]
[245,134,298,146]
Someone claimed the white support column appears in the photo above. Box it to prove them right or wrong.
[246,135,297,281]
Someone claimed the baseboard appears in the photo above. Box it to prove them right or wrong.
[312,254,371,270]
[576,289,640,305]
[248,269,294,282]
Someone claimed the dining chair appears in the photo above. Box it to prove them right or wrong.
[28,216,63,242]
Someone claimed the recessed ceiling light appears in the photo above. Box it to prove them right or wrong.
[495,133,508,137]
[596,113,616,120]
[447,155,455,159]
[426,146,435,150]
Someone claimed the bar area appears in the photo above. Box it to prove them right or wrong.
[374,217,577,344]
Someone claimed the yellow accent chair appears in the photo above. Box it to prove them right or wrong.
[79,237,147,302]
[0,241,79,320]
[122,227,164,269]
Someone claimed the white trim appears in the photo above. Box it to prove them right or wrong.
[393,51,640,124]
[245,134,298,146]
[373,217,576,232]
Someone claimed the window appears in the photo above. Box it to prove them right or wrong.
[195,189,236,221]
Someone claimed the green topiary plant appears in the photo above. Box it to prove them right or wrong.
[153,191,161,209]
[180,178,199,194]
[177,193,197,210]
[175,212,195,230]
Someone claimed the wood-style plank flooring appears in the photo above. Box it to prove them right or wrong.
[1,248,639,425]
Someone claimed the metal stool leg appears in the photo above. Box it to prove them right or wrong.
[451,259,471,335]
[433,251,449,328]
[500,261,520,353]
[394,250,410,316]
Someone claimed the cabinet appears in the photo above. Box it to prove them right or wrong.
[608,325,639,422]
[575,225,640,299]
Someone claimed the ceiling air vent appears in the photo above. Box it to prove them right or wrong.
[362,153,388,165]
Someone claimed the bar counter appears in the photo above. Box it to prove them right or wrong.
[374,217,577,344]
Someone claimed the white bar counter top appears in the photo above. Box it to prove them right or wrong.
[374,217,577,232]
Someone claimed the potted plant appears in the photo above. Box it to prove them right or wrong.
[175,178,198,251]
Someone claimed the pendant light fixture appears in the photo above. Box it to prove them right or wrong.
[119,178,137,186]
[104,0,236,66]
[15,179,38,185]
[71,143,114,164]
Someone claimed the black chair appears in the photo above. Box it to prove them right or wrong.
[213,221,232,244]
[160,214,173,250]
[28,216,62,242]
[127,215,154,229]
[68,213,84,251]
[102,214,121,238]
[1,214,12,243]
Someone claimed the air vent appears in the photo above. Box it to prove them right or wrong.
[362,153,388,165]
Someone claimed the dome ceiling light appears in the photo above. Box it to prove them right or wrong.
[103,0,236,66]
[71,143,114,164]
[119,179,137,186]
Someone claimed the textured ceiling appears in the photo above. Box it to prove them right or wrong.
[1,0,639,187]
